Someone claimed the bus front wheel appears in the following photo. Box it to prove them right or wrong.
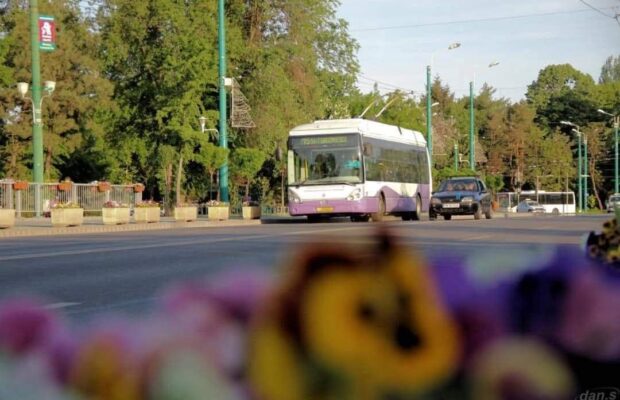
[371,195,385,222]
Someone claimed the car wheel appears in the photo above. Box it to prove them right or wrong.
[429,211,437,220]
[474,205,482,220]
[371,195,385,222]
[443,214,452,221]
[485,205,493,219]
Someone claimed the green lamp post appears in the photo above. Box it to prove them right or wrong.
[218,0,229,202]
[562,121,582,212]
[598,109,620,194]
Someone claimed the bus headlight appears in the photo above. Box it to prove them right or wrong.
[288,189,301,204]
[346,188,362,201]
[431,197,441,205]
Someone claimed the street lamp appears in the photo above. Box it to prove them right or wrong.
[427,42,460,164]
[598,109,620,194]
[561,120,583,212]
[469,61,500,171]
[17,80,55,196]
[198,115,219,140]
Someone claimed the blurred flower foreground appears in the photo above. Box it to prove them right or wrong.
[1,228,619,400]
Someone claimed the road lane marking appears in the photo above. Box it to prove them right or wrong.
[0,226,363,262]
[44,302,81,310]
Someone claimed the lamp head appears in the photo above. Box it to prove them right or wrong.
[199,116,207,131]
[431,102,440,107]
[488,61,500,68]
[560,120,576,127]
[598,109,613,117]
[43,81,55,93]
[17,82,29,97]
[448,42,461,50]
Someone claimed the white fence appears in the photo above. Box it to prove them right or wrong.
[0,180,141,217]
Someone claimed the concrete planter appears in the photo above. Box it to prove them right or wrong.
[242,206,261,220]
[51,208,84,227]
[102,207,131,225]
[174,206,198,222]
[135,207,160,223]
[208,206,230,221]
[0,209,15,228]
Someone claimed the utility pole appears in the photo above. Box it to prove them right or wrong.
[30,0,43,184]
[454,142,458,171]
[584,135,588,212]
[469,81,475,171]
[218,0,229,202]
[426,65,432,165]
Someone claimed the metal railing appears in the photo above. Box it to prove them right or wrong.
[0,180,141,217]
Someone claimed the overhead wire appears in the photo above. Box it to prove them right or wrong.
[350,7,619,32]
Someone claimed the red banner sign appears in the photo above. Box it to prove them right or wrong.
[38,16,56,51]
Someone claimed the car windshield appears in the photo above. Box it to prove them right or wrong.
[439,179,477,192]
[610,196,620,203]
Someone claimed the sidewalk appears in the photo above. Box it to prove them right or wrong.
[0,216,268,238]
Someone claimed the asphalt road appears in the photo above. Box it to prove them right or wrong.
[0,214,608,321]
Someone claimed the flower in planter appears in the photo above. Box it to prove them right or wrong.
[51,201,81,209]
[12,181,29,191]
[57,182,73,192]
[103,201,128,208]
[206,200,229,208]
[242,197,259,207]
[135,200,160,208]
[97,182,111,193]
[133,184,145,193]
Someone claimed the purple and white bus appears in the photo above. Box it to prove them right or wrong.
[287,119,431,222]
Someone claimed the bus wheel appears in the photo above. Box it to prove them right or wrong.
[371,195,385,222]
[307,215,322,223]
[552,208,559,216]
[401,214,412,221]
[412,195,422,221]
[352,215,369,222]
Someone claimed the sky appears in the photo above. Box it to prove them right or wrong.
[337,0,620,101]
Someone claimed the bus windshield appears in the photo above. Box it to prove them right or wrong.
[288,134,362,185]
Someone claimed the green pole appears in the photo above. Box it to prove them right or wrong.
[584,136,588,212]
[426,65,432,164]
[615,117,619,194]
[469,81,475,171]
[30,0,43,184]
[454,142,458,171]
[577,133,582,212]
[218,0,229,202]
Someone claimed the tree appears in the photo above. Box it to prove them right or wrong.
[526,64,596,128]
[600,55,620,84]
[230,147,265,199]
[0,0,113,180]
[99,0,226,197]
[196,142,228,202]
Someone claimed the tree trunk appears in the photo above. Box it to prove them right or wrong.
[175,155,184,206]
[590,157,604,210]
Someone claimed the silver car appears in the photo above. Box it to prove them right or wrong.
[516,199,545,213]
[607,195,620,213]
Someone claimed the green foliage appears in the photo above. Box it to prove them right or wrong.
[433,167,477,185]
[230,147,266,198]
